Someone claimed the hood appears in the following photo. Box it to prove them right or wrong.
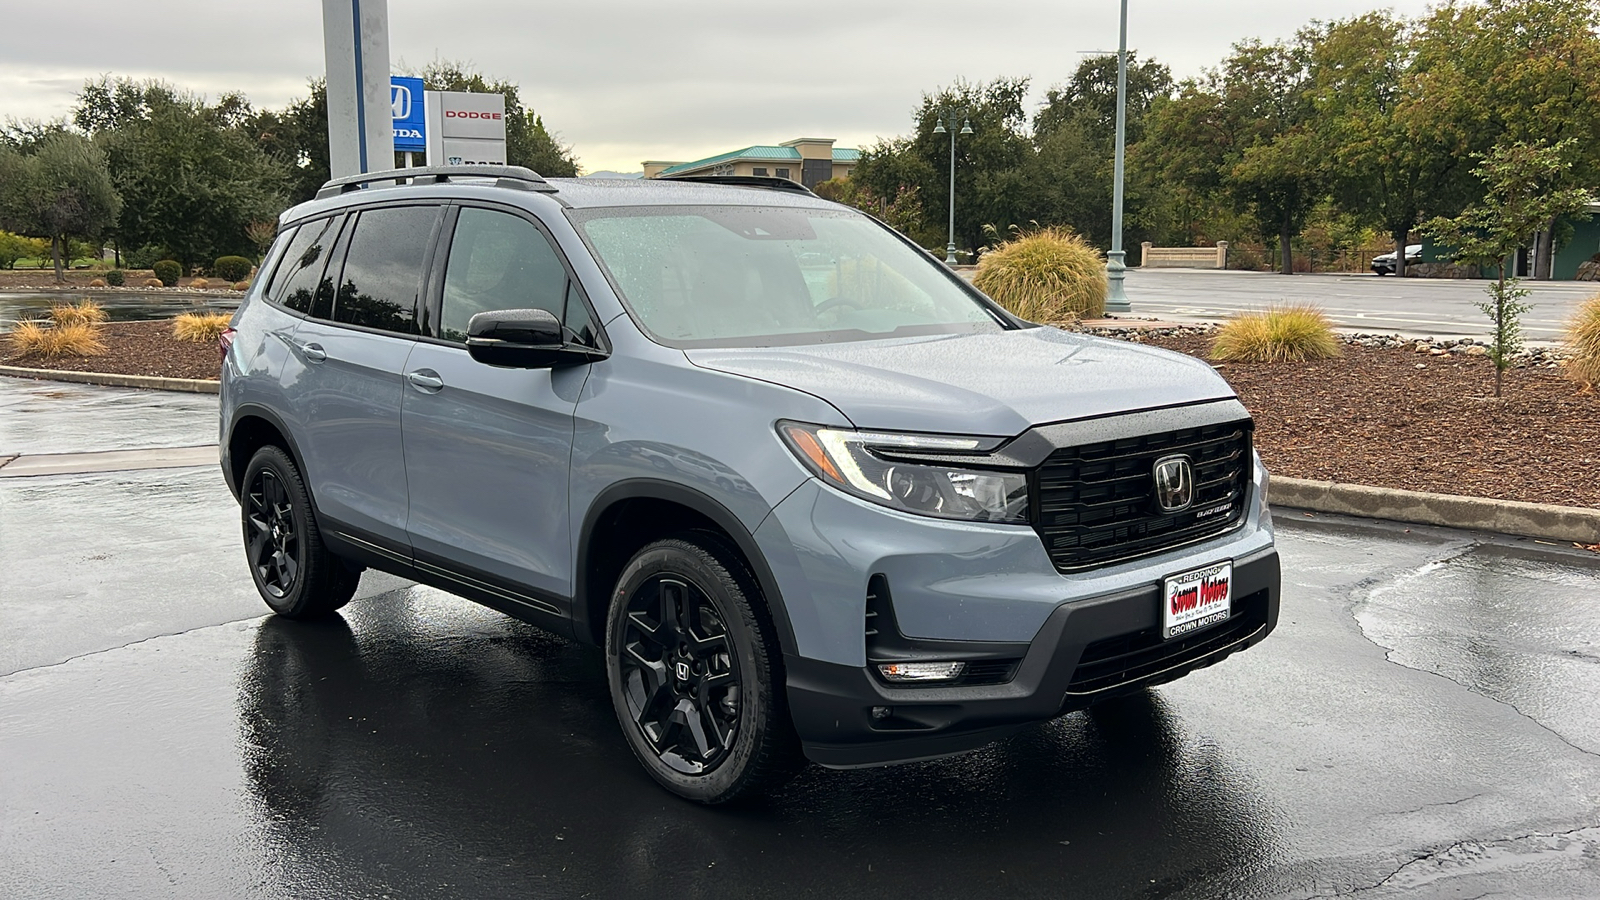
[685,327,1235,436]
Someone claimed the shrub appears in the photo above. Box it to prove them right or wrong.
[972,226,1107,321]
[7,320,104,358]
[152,259,182,286]
[49,300,108,327]
[172,311,233,343]
[1565,291,1600,389]
[106,269,125,286]
[189,277,210,289]
[124,244,172,269]
[212,256,252,282]
[88,278,107,287]
[1211,304,1342,363]
[231,280,251,291]
[142,277,164,287]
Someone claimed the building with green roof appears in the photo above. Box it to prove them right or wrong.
[643,138,859,188]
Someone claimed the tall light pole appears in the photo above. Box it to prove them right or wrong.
[1104,0,1133,312]
[933,112,973,265]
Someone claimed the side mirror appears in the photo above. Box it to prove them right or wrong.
[465,308,600,369]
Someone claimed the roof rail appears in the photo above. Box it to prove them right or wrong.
[658,174,816,196]
[315,165,557,199]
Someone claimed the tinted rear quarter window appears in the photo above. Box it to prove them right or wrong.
[332,205,439,334]
[268,217,343,314]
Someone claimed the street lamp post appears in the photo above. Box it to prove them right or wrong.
[933,112,973,265]
[1104,0,1133,313]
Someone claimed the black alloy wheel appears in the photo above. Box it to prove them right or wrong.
[619,574,742,774]
[240,445,359,619]
[247,468,299,598]
[606,536,801,803]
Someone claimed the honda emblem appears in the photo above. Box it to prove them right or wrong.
[1152,454,1195,513]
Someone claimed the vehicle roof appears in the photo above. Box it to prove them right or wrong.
[280,175,839,226]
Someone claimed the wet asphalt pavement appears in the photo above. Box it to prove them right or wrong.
[3,375,1599,899]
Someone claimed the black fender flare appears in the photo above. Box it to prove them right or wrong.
[574,478,798,656]
[223,402,311,502]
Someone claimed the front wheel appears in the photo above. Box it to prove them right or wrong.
[605,536,801,803]
[241,445,359,619]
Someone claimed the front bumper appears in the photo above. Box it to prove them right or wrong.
[786,545,1280,768]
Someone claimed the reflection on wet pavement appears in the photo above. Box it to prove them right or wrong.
[0,375,217,455]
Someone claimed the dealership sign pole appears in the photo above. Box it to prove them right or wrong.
[322,0,394,178]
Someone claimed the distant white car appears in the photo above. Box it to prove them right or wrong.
[1371,244,1423,275]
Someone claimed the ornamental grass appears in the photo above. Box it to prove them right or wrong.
[48,300,108,327]
[1210,304,1342,363]
[972,226,1107,321]
[172,311,233,343]
[1565,291,1600,389]
[8,320,105,358]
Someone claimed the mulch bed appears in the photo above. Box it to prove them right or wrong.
[4,320,1598,510]
[1140,334,1600,510]
[2,320,220,381]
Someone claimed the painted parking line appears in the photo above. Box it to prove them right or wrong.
[0,445,219,478]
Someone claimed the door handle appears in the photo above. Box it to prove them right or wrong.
[301,342,327,363]
[405,369,445,392]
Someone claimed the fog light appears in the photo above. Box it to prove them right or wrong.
[877,661,966,682]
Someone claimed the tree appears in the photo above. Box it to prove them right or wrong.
[1424,139,1591,396]
[1029,54,1173,252]
[0,133,121,282]
[1142,39,1322,274]
[852,77,1034,258]
[1308,12,1478,276]
[76,78,288,268]
[246,80,331,206]
[415,61,580,177]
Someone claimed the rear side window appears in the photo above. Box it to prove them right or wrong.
[268,217,342,314]
[439,208,567,342]
[331,205,439,335]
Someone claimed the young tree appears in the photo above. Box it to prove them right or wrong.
[1424,139,1591,396]
[0,133,121,282]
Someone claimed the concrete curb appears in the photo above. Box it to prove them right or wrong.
[0,366,219,394]
[1273,477,1600,545]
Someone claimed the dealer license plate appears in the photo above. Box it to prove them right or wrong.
[1162,561,1233,639]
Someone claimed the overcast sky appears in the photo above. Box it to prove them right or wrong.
[1,0,1437,174]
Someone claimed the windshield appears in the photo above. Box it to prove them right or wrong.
[569,205,1009,348]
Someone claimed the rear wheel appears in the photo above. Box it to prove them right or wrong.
[241,445,359,619]
[605,536,801,803]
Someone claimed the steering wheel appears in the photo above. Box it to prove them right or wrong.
[814,296,865,316]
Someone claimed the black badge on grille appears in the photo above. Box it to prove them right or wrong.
[1152,454,1195,513]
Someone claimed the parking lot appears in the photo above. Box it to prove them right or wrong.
[1120,269,1596,343]
[3,376,1599,899]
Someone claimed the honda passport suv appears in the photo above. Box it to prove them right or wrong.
[220,165,1280,803]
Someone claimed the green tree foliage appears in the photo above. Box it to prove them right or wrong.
[74,78,287,268]
[0,132,121,282]
[853,77,1034,259]
[1031,54,1172,251]
[0,232,49,269]
[1425,140,1592,395]
[245,80,332,206]
[1306,12,1475,275]
[415,61,580,177]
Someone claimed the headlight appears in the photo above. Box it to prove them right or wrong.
[777,421,1029,524]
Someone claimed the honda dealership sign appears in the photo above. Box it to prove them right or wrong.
[424,91,507,166]
[390,76,425,153]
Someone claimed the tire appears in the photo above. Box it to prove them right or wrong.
[605,535,801,804]
[241,445,360,619]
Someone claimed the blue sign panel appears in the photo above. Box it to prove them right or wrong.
[390,76,426,153]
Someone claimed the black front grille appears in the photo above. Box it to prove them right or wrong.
[1032,419,1252,571]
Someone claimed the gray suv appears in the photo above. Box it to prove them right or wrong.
[220,165,1280,803]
